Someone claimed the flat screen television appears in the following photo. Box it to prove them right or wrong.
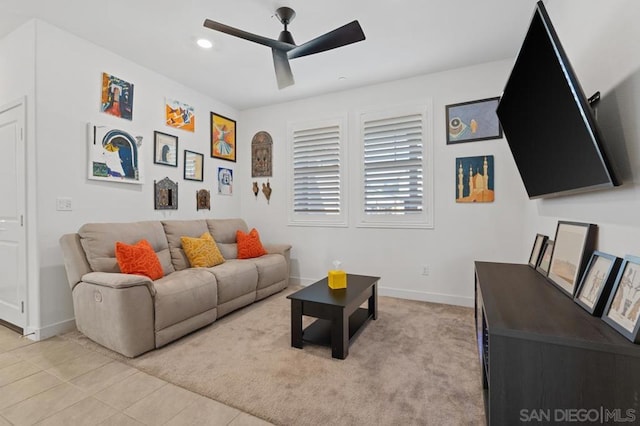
[496,1,619,199]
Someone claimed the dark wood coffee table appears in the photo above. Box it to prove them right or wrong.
[287,274,379,359]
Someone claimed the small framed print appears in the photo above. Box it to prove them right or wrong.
[547,221,597,297]
[574,251,622,316]
[153,131,178,167]
[446,97,502,144]
[602,256,640,343]
[184,150,204,182]
[528,234,548,268]
[536,240,554,276]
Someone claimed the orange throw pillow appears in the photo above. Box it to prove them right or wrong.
[236,228,267,259]
[115,239,164,280]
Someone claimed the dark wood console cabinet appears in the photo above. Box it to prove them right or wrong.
[475,261,640,425]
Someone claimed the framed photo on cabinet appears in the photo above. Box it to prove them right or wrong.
[536,240,554,276]
[574,251,622,316]
[602,255,640,343]
[528,234,548,268]
[547,221,597,297]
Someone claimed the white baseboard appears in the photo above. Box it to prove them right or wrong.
[379,286,474,307]
[290,276,473,308]
[25,318,76,341]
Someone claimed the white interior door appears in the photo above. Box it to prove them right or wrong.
[0,99,26,330]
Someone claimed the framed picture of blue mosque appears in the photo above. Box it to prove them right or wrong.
[455,155,494,203]
[446,97,502,144]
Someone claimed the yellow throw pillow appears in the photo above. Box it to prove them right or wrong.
[181,232,225,268]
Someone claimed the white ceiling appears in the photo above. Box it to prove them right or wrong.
[0,0,541,110]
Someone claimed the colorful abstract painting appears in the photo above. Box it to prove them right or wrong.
[165,98,195,132]
[211,112,236,162]
[455,156,494,203]
[88,123,143,184]
[100,73,134,120]
[218,167,233,195]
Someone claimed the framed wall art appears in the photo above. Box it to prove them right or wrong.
[100,72,134,120]
[211,112,236,162]
[218,167,233,195]
[528,234,548,268]
[455,156,494,203]
[547,221,597,297]
[153,131,178,167]
[446,97,502,144]
[536,240,554,276]
[165,98,195,132]
[574,251,622,316]
[602,255,640,343]
[87,123,143,184]
[196,189,210,210]
[251,131,273,177]
[184,150,204,181]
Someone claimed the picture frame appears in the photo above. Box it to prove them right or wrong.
[574,251,622,316]
[446,97,502,144]
[184,150,204,182]
[528,234,548,268]
[547,221,597,297]
[211,112,236,162]
[536,240,554,276]
[165,98,195,132]
[218,167,233,195]
[153,131,178,167]
[455,156,495,203]
[87,123,143,185]
[100,72,134,120]
[602,255,640,343]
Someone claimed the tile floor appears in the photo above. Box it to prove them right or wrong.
[0,326,274,425]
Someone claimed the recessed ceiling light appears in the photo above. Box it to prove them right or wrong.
[197,38,213,49]
[338,76,347,81]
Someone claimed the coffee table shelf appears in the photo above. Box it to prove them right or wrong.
[288,274,379,359]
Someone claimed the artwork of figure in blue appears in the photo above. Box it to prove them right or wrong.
[101,130,139,179]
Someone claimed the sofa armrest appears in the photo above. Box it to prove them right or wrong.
[82,272,156,297]
[59,233,93,291]
[263,243,292,257]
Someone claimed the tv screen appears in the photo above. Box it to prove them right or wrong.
[496,1,619,199]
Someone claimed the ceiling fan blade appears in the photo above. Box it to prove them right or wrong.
[287,20,365,59]
[203,19,294,51]
[272,49,294,89]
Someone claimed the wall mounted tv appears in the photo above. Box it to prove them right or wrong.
[496,1,619,199]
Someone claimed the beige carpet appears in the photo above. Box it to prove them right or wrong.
[63,287,484,425]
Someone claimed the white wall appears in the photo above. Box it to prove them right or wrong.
[1,20,241,338]
[526,1,640,256]
[239,60,534,306]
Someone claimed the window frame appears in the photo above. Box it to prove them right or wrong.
[287,116,348,227]
[357,102,434,229]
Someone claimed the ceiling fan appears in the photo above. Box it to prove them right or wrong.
[203,7,366,89]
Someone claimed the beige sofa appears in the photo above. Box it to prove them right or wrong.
[59,218,291,357]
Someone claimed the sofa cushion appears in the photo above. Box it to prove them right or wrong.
[161,220,210,271]
[115,239,164,280]
[206,218,248,260]
[181,232,225,268]
[236,228,267,259]
[153,269,218,331]
[248,254,288,290]
[207,259,258,305]
[79,221,174,275]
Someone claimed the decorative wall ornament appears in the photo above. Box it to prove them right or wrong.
[218,167,233,195]
[88,123,143,185]
[154,177,178,210]
[455,156,494,203]
[251,131,273,177]
[100,72,134,120]
[165,98,195,132]
[262,180,272,204]
[196,189,211,210]
[211,112,236,162]
[252,182,259,198]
